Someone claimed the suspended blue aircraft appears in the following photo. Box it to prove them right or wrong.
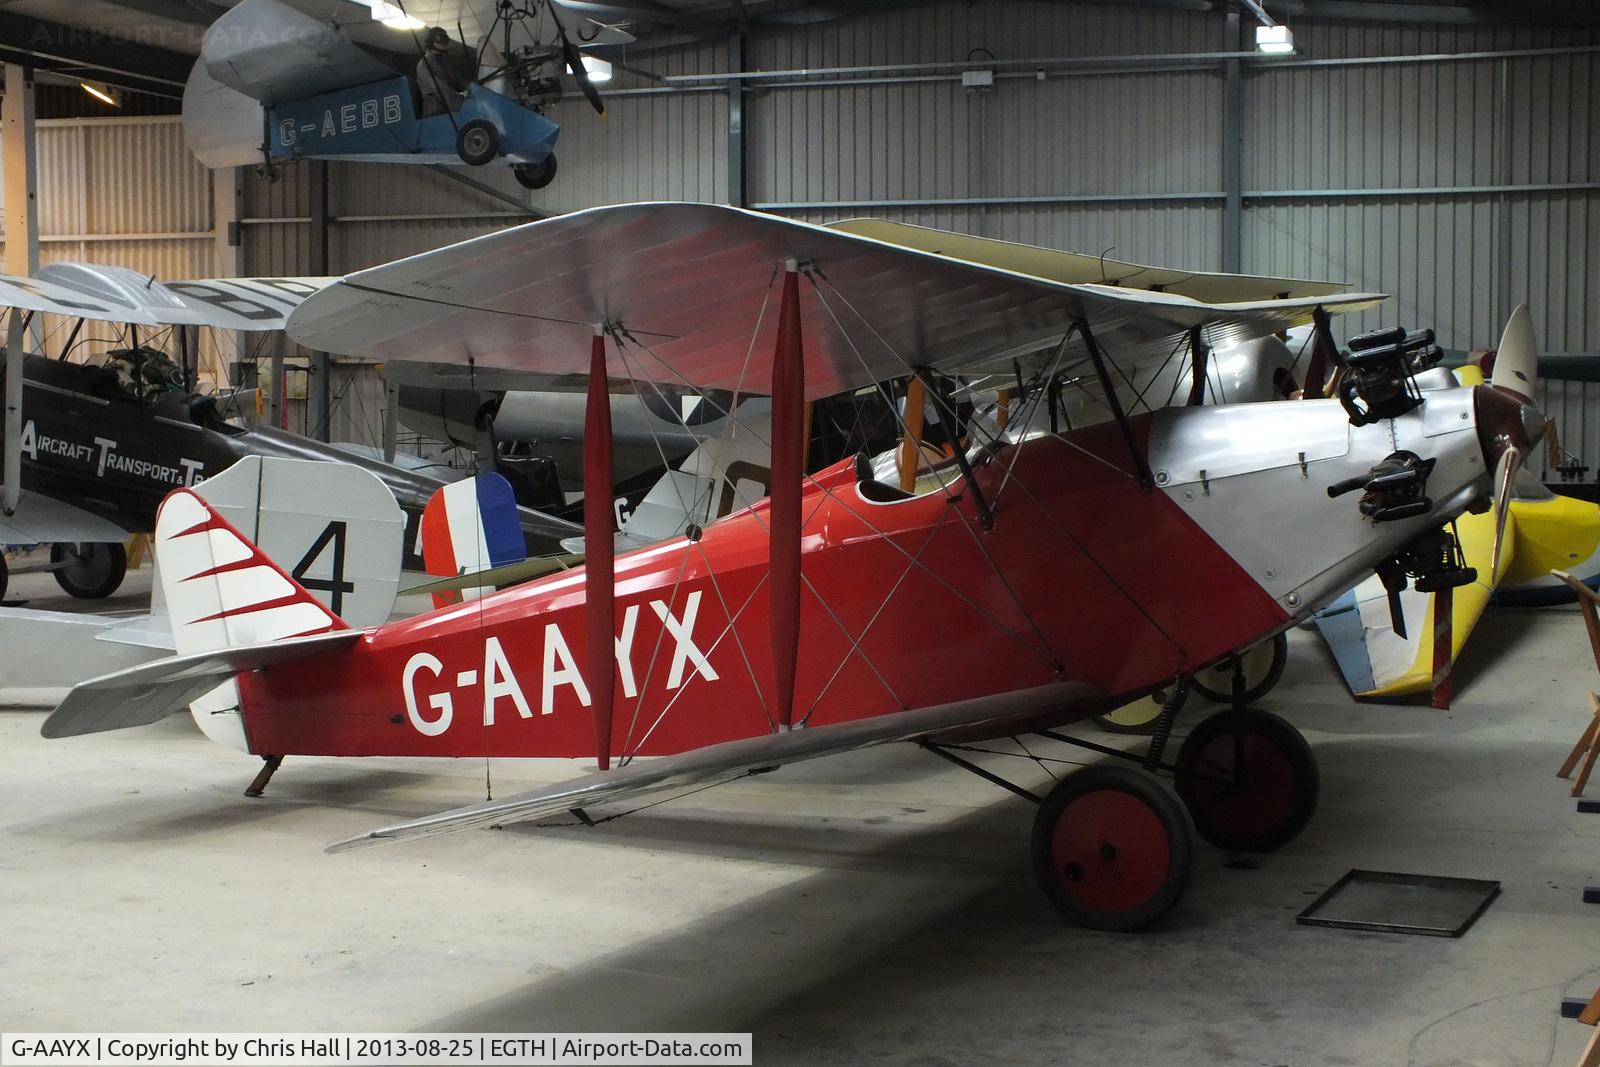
[184,0,623,190]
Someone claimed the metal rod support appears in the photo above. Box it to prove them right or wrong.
[424,164,545,218]
[921,743,1043,805]
[1186,326,1209,406]
[917,369,994,530]
[1075,319,1155,491]
[663,49,1279,83]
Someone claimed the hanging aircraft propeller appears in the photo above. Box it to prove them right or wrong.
[546,0,608,115]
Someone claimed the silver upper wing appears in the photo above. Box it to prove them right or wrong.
[328,680,1098,852]
[285,202,1385,400]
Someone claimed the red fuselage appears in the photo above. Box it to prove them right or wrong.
[239,418,1288,760]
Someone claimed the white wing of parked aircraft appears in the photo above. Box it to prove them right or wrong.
[0,265,336,332]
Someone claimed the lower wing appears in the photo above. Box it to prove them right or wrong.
[328,680,1099,853]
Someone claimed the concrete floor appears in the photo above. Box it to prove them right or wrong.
[3,562,1599,1066]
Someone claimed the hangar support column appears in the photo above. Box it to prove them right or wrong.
[3,63,37,280]
[2,62,37,516]
[213,166,246,396]
[1222,10,1244,274]
[308,160,332,442]
[727,32,746,208]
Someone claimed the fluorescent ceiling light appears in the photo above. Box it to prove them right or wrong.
[368,1,424,30]
[1255,25,1294,54]
[80,81,120,107]
[569,55,612,83]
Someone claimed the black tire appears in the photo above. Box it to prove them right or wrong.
[513,154,557,190]
[0,551,7,601]
[1032,763,1195,932]
[455,120,500,166]
[51,541,128,599]
[1174,707,1319,853]
[1190,631,1289,704]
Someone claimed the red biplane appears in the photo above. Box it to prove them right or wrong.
[42,204,1544,930]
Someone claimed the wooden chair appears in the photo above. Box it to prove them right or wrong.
[1554,571,1600,797]
[1577,985,1600,1067]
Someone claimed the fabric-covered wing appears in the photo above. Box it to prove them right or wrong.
[286,202,1386,400]
[827,218,1351,304]
[202,0,400,105]
[328,680,1097,852]
[0,263,333,330]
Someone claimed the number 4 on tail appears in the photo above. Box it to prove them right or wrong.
[292,520,355,616]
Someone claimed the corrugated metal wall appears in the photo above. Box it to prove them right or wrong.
[6,4,1584,464]
[248,3,1591,357]
[747,4,1227,271]
[1244,23,1600,350]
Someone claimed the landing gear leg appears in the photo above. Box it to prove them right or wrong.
[1173,656,1319,852]
[244,755,283,798]
[923,738,1195,931]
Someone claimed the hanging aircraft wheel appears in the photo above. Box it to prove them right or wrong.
[455,120,500,166]
[513,154,557,190]
[50,542,128,600]
[1031,764,1194,932]
[1190,631,1289,704]
[1093,691,1166,735]
[1173,707,1318,853]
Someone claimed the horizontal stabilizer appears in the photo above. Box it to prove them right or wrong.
[40,630,360,738]
[328,680,1097,852]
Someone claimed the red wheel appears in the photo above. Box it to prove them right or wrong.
[1174,707,1318,853]
[1031,764,1194,931]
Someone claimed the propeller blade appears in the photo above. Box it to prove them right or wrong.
[1492,304,1538,402]
[563,38,607,115]
[1490,445,1520,578]
[547,4,607,115]
[1387,583,1407,641]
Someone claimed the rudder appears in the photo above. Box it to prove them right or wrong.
[157,489,347,657]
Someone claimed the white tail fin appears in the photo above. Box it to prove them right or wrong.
[157,489,347,657]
